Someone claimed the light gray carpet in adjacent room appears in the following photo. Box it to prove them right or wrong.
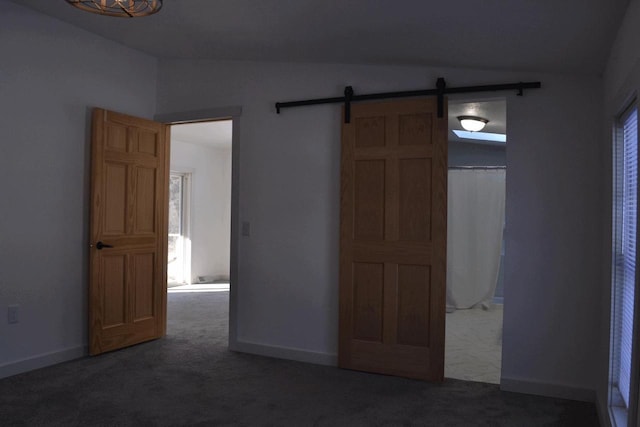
[0,291,599,426]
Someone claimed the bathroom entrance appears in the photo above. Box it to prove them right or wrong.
[445,98,506,384]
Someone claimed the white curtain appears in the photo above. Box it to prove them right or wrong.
[447,168,506,310]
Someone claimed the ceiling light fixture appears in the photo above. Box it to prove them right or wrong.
[457,116,489,132]
[65,0,163,18]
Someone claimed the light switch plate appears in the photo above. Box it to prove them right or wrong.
[8,305,19,324]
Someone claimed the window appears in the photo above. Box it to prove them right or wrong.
[168,172,191,285]
[611,104,639,426]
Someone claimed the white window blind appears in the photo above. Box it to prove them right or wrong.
[613,105,638,409]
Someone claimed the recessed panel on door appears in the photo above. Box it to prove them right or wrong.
[135,167,156,234]
[397,264,431,347]
[399,158,432,241]
[399,113,432,146]
[104,163,127,235]
[106,124,128,152]
[102,254,127,328]
[355,116,386,147]
[353,262,384,342]
[354,160,386,240]
[133,252,155,321]
[137,130,158,156]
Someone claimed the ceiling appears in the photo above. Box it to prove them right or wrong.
[171,120,232,150]
[13,0,629,74]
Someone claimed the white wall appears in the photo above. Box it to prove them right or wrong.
[599,1,640,424]
[157,59,603,399]
[448,141,506,167]
[0,1,157,376]
[170,139,232,282]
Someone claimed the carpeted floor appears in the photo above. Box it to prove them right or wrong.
[445,305,503,384]
[0,292,599,426]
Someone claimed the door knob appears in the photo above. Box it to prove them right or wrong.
[96,241,114,250]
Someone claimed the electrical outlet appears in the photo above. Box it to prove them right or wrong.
[8,305,19,324]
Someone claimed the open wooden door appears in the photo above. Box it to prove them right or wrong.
[89,108,170,355]
[339,98,447,381]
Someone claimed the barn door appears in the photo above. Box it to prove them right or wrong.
[339,98,447,381]
[89,108,170,355]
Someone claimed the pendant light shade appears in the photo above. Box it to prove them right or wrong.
[66,0,163,18]
[457,116,489,132]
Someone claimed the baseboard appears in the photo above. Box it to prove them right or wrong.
[500,377,596,402]
[0,346,87,379]
[231,340,338,367]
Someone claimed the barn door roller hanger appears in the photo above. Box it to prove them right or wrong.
[275,77,541,123]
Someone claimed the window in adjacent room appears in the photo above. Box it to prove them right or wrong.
[168,171,191,286]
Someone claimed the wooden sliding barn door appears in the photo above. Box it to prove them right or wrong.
[89,108,170,355]
[339,98,447,381]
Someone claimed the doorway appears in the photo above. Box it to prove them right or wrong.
[444,98,507,384]
[166,120,233,329]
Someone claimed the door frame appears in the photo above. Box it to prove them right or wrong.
[155,106,242,349]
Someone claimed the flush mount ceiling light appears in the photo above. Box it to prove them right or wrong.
[65,0,163,18]
[457,116,489,132]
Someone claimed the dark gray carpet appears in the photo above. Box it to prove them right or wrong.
[0,291,599,426]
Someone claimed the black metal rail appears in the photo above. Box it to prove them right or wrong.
[275,78,542,123]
